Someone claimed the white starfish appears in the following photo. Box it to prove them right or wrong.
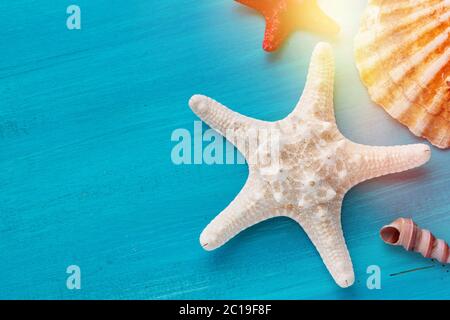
[188,42,431,288]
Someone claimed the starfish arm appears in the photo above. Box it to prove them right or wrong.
[348,143,431,184]
[295,202,354,288]
[234,0,264,12]
[200,176,275,251]
[189,95,270,156]
[262,16,289,52]
[285,42,336,123]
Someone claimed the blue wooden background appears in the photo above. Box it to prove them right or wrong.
[0,0,449,299]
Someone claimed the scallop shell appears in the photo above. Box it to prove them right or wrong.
[354,0,450,148]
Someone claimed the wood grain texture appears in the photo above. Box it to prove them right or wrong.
[0,0,448,299]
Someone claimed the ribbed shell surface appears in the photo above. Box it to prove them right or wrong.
[355,0,450,148]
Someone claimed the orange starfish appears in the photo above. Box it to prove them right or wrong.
[235,0,340,52]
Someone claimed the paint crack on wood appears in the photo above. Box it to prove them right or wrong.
[389,265,435,277]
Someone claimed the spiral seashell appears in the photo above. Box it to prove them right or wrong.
[380,218,450,264]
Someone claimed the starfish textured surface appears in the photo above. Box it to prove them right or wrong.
[235,0,340,52]
[188,42,431,288]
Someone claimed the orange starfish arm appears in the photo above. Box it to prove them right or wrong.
[235,0,340,52]
[263,14,292,52]
[235,0,268,13]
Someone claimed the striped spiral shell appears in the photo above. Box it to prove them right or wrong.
[380,217,450,264]
[355,0,450,148]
